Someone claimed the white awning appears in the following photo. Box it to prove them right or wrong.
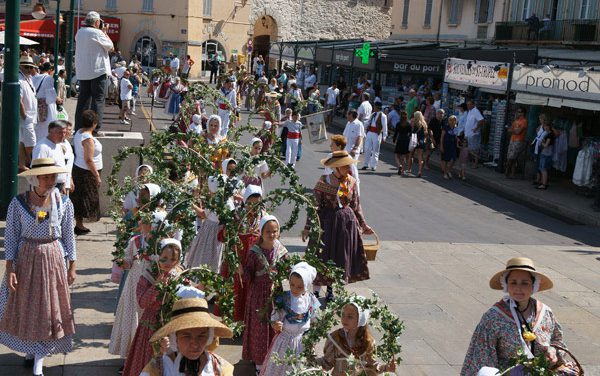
[269,45,314,62]
[515,92,600,111]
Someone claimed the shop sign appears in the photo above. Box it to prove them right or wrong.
[444,58,509,91]
[392,62,442,74]
[511,66,600,102]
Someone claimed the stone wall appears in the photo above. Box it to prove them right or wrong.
[250,0,392,41]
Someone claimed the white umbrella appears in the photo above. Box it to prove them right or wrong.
[0,31,39,46]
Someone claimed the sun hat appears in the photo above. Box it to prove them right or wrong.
[489,257,553,292]
[19,55,36,67]
[320,150,358,168]
[19,158,68,176]
[150,298,233,342]
[265,91,280,98]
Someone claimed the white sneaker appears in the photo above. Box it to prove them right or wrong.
[131,111,137,116]
[121,119,130,125]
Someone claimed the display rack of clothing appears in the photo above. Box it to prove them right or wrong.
[572,138,600,187]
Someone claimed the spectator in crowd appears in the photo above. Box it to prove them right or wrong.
[405,89,418,120]
[537,121,555,190]
[119,69,133,125]
[181,54,194,79]
[343,109,365,195]
[71,110,103,235]
[394,111,411,176]
[505,107,528,179]
[455,102,468,136]
[440,115,458,179]
[209,53,220,84]
[526,13,541,40]
[18,55,38,172]
[325,82,340,126]
[307,84,320,114]
[465,99,484,168]
[57,69,67,103]
[357,93,372,129]
[32,120,73,194]
[75,11,114,134]
[408,111,428,178]
[35,62,61,142]
[304,69,317,96]
[169,52,180,77]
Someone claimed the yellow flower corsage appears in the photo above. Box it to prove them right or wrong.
[522,326,536,342]
[36,211,48,221]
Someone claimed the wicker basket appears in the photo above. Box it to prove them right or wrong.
[363,232,380,261]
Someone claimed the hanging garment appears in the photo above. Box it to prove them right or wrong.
[572,147,594,187]
[552,131,568,172]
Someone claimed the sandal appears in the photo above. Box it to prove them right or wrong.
[536,185,547,190]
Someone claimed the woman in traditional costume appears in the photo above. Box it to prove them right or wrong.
[461,257,574,375]
[302,151,372,301]
[204,115,229,169]
[0,158,76,376]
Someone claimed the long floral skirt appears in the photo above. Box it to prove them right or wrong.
[71,165,101,221]
[185,220,223,273]
[315,206,369,285]
[0,239,75,355]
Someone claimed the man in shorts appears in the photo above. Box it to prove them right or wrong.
[18,55,38,171]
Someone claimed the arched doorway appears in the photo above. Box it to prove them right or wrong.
[202,40,227,72]
[253,15,278,72]
[133,36,158,70]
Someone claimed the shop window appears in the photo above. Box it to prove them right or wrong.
[521,0,532,20]
[448,0,462,25]
[203,0,212,17]
[142,0,153,12]
[424,0,433,27]
[475,0,495,23]
[401,0,410,28]
[106,0,117,10]
[580,0,592,19]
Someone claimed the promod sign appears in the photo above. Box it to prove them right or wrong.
[511,66,600,102]
[444,58,509,91]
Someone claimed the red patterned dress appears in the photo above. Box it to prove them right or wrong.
[241,240,288,366]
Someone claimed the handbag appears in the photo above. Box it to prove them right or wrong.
[36,76,49,123]
[408,133,418,151]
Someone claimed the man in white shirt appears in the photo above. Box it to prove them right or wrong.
[32,120,72,194]
[216,78,237,137]
[343,109,365,195]
[357,93,373,129]
[119,69,133,125]
[18,56,38,171]
[75,11,114,133]
[34,62,60,142]
[465,99,485,168]
[296,63,305,89]
[325,82,340,126]
[169,53,180,77]
[361,101,388,171]
[304,69,317,94]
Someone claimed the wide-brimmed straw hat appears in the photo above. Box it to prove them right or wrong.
[489,257,553,291]
[18,158,68,176]
[320,151,358,168]
[150,298,233,342]
[19,55,36,67]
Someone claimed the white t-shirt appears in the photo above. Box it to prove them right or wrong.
[170,57,180,71]
[120,77,133,100]
[465,107,484,137]
[74,130,103,170]
[343,119,366,155]
[32,137,69,185]
[19,72,37,124]
[357,101,372,124]
[326,87,340,106]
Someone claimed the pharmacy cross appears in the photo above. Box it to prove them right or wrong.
[355,43,375,65]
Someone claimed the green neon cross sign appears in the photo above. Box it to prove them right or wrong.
[355,43,375,65]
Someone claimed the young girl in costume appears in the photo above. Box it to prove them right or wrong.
[457,135,469,181]
[185,176,226,272]
[122,238,183,376]
[317,298,396,375]
[261,262,320,376]
[109,210,166,362]
[242,215,288,374]
[243,138,270,188]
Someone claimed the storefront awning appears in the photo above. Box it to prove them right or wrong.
[268,45,314,62]
[0,19,56,38]
[516,92,600,111]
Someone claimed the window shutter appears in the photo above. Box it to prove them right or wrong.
[487,0,495,23]
[475,0,481,23]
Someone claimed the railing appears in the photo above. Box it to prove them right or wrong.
[495,19,600,44]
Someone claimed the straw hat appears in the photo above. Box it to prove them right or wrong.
[18,158,68,176]
[320,151,358,168]
[19,55,36,67]
[489,257,553,291]
[150,298,233,342]
[265,91,280,98]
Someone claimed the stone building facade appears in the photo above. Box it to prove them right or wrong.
[249,0,392,60]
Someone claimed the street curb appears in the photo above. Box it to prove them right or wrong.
[329,119,599,227]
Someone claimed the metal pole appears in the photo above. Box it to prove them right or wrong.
[0,0,21,218]
[53,0,61,90]
[65,0,76,98]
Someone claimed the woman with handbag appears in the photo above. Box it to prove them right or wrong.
[393,111,411,176]
[462,257,579,376]
[407,111,427,178]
